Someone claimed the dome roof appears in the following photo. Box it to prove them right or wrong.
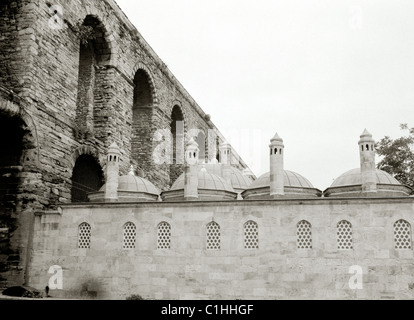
[331,168,401,188]
[99,174,160,195]
[201,164,252,191]
[247,170,315,189]
[171,171,235,193]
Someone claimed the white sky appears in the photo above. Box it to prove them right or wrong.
[116,0,414,191]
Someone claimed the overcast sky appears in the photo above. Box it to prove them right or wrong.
[116,0,414,191]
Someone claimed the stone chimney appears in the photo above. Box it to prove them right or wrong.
[184,138,199,201]
[104,142,121,202]
[269,133,284,197]
[219,141,232,185]
[358,129,377,194]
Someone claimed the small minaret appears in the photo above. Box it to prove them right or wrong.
[269,132,285,197]
[184,137,199,201]
[104,142,121,202]
[358,129,377,194]
[219,141,232,185]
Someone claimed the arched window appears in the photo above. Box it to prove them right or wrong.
[78,223,91,249]
[244,220,259,249]
[75,15,110,136]
[207,222,221,250]
[297,220,312,249]
[197,131,206,162]
[170,105,184,164]
[157,222,171,249]
[169,105,185,186]
[131,68,155,169]
[123,222,136,249]
[0,114,25,212]
[337,220,353,250]
[394,219,412,249]
[71,154,103,202]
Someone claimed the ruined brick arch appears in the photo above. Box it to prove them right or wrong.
[168,101,188,127]
[168,103,187,186]
[75,14,113,138]
[0,98,40,166]
[130,64,159,171]
[69,146,105,170]
[131,63,159,107]
[196,130,207,162]
[70,146,104,203]
[79,13,115,65]
[170,104,186,161]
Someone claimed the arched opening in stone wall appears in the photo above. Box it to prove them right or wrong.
[0,112,24,253]
[0,109,38,285]
[170,105,184,164]
[131,68,155,174]
[71,155,103,203]
[75,15,111,140]
[169,106,185,186]
[197,131,206,163]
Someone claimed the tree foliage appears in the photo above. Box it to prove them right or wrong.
[376,124,414,188]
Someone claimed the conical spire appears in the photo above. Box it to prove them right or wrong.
[108,142,120,155]
[270,132,283,143]
[360,128,373,139]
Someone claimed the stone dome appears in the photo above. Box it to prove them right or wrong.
[115,174,160,195]
[242,170,322,199]
[324,168,412,198]
[200,164,253,192]
[248,170,315,189]
[88,173,160,203]
[161,170,238,202]
[330,168,401,187]
[171,171,235,193]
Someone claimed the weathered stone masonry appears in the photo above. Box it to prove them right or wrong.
[0,0,252,288]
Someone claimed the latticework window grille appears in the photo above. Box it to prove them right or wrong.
[297,220,312,249]
[123,222,136,249]
[78,223,91,249]
[337,220,353,250]
[157,222,171,249]
[207,222,221,250]
[244,220,259,249]
[394,219,412,249]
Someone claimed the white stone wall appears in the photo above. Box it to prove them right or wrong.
[28,198,414,300]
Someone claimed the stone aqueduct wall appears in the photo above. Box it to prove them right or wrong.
[30,198,414,300]
[0,0,250,288]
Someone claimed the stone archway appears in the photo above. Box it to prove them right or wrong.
[75,15,112,140]
[131,67,157,175]
[70,153,104,203]
[0,105,40,288]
